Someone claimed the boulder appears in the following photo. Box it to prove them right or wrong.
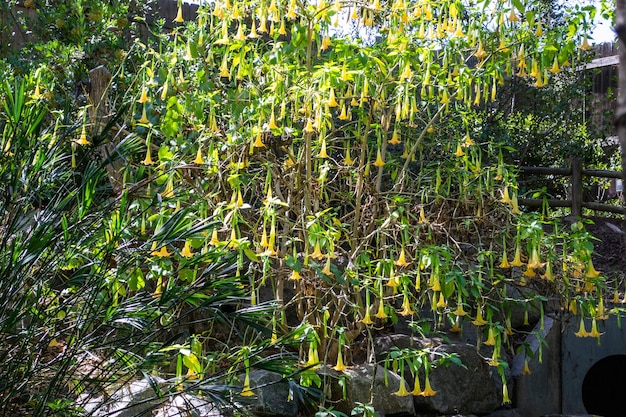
[320,364,415,416]
[415,343,501,415]
[243,370,299,417]
[79,376,222,417]
[374,335,501,416]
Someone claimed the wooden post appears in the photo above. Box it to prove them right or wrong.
[88,66,112,135]
[88,66,124,194]
[570,157,583,218]
[616,0,626,251]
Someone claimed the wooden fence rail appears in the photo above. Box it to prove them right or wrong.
[518,157,625,216]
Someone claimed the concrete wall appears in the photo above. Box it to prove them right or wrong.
[513,317,561,417]
[561,314,626,415]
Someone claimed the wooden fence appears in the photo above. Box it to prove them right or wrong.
[518,157,625,216]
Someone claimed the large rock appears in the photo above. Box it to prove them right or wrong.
[415,343,501,415]
[79,376,223,417]
[321,364,415,416]
[374,335,501,415]
[243,370,299,417]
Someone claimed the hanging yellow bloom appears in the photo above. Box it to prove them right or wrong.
[535,21,544,37]
[454,142,465,157]
[138,104,150,124]
[475,42,487,61]
[241,372,255,397]
[585,259,601,279]
[454,302,467,317]
[362,308,374,325]
[138,86,150,104]
[374,148,385,167]
[472,309,487,326]
[268,110,279,130]
[375,300,388,319]
[344,149,354,165]
[395,248,410,267]
[141,147,155,165]
[76,125,90,146]
[193,146,204,164]
[310,240,325,260]
[511,192,522,214]
[418,206,428,224]
[499,249,510,269]
[507,8,520,22]
[411,375,423,395]
[399,293,414,316]
[321,35,332,51]
[327,87,339,107]
[152,246,172,258]
[174,4,184,23]
[253,131,265,148]
[579,34,593,51]
[589,318,603,338]
[219,57,230,78]
[180,240,194,258]
[574,317,590,337]
[318,138,329,158]
[289,269,302,280]
[502,383,511,404]
[420,375,436,396]
[322,257,333,276]
[483,327,497,346]
[304,119,315,133]
[334,348,348,371]
[393,377,411,397]
[522,358,532,375]
[527,246,543,269]
[338,102,349,121]
[549,56,561,73]
[388,129,401,145]
[209,228,220,246]
[400,62,412,80]
[436,293,447,309]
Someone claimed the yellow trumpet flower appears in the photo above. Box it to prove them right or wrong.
[549,56,561,73]
[318,138,329,158]
[193,146,205,164]
[362,308,374,325]
[173,5,184,23]
[310,240,324,260]
[454,142,465,157]
[375,300,388,319]
[589,318,603,338]
[535,21,543,37]
[499,249,510,269]
[327,87,339,107]
[511,244,524,266]
[398,293,415,316]
[472,309,488,326]
[395,248,410,267]
[522,358,532,375]
[579,34,593,51]
[289,269,301,280]
[585,259,601,279]
[393,377,411,397]
[420,375,436,396]
[411,376,423,396]
[321,35,332,51]
[483,327,497,346]
[180,240,194,258]
[374,148,385,167]
[574,317,590,337]
[209,228,220,246]
[502,383,511,404]
[388,129,401,145]
[454,302,467,317]
[334,348,348,371]
[138,104,150,124]
[152,246,172,258]
[436,293,447,309]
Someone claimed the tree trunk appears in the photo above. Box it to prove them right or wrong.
[615,0,626,251]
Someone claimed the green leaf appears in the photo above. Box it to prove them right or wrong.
[512,0,524,14]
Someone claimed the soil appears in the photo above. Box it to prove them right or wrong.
[565,216,626,279]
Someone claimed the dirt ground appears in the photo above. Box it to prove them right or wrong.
[570,216,626,278]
